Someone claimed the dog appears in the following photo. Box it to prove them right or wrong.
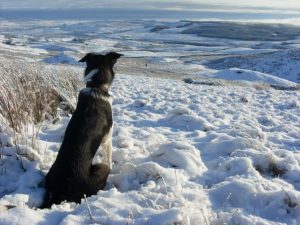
[42,52,123,208]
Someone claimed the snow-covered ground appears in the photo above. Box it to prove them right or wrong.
[0,17,300,225]
[206,49,300,83]
[0,70,300,225]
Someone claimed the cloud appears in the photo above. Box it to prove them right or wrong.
[1,0,300,13]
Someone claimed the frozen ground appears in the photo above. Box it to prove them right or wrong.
[0,69,300,225]
[0,17,300,225]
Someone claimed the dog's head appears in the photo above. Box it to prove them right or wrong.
[79,52,123,88]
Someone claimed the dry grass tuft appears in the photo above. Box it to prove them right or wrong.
[0,58,82,152]
[0,65,57,132]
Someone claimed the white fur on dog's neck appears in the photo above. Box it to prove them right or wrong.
[81,87,112,105]
[84,69,99,84]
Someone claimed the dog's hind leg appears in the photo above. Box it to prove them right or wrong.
[102,141,112,169]
[101,128,113,169]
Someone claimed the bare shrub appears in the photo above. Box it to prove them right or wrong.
[43,64,83,108]
[0,58,82,153]
[0,66,56,132]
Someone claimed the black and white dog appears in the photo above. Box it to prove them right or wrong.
[42,52,122,207]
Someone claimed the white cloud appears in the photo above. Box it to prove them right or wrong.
[1,0,300,12]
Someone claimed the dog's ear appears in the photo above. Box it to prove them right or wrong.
[79,53,91,63]
[106,52,123,65]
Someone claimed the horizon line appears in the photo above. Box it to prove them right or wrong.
[1,7,300,15]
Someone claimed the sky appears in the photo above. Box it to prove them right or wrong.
[1,0,300,14]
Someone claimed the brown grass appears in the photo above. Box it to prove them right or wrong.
[0,58,82,152]
[0,66,57,132]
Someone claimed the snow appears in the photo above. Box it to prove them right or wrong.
[206,49,300,83]
[0,43,48,56]
[0,17,300,225]
[0,70,300,224]
[2,19,300,83]
[210,68,298,86]
[43,53,78,65]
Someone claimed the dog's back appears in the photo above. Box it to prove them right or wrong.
[43,88,111,206]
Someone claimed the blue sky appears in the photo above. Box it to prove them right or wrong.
[1,0,300,13]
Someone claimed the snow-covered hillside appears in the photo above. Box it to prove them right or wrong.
[1,19,300,84]
[0,66,299,224]
[206,49,300,83]
[0,17,300,225]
